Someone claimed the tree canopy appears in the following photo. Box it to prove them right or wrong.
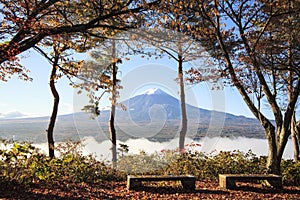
[0,0,158,81]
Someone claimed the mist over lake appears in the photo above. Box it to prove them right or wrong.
[33,136,295,161]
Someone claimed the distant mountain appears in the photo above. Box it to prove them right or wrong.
[0,88,265,143]
[114,88,255,124]
[0,111,28,119]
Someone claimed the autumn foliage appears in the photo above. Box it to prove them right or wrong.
[0,0,159,81]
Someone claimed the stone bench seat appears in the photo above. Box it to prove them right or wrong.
[219,174,282,189]
[127,175,196,190]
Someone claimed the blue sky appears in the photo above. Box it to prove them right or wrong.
[0,49,272,120]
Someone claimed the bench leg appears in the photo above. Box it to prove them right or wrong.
[265,179,282,189]
[219,176,236,189]
[226,179,236,189]
[127,178,142,190]
[181,179,196,190]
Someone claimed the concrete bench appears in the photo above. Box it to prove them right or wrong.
[127,175,196,190]
[219,174,282,189]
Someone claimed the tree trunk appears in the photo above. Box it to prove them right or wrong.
[178,56,187,151]
[109,102,117,168]
[109,41,117,168]
[291,113,299,161]
[47,63,59,159]
[260,120,280,174]
[296,121,300,160]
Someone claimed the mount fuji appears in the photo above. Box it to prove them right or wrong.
[118,88,183,121]
[109,88,263,139]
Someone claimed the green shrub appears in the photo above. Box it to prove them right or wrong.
[117,150,167,175]
[281,159,300,186]
[163,149,266,181]
[0,140,126,186]
[0,141,36,184]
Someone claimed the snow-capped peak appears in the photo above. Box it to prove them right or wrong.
[143,88,166,95]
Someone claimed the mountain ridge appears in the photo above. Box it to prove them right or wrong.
[0,88,265,142]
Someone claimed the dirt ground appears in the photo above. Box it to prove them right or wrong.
[1,180,300,199]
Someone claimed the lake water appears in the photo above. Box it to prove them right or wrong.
[33,136,295,161]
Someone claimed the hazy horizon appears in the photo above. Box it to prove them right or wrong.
[33,136,295,161]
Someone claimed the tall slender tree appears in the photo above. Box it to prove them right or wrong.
[34,36,82,158]
[126,25,206,151]
[141,1,213,151]
[109,39,118,168]
[80,38,123,168]
[46,43,61,159]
